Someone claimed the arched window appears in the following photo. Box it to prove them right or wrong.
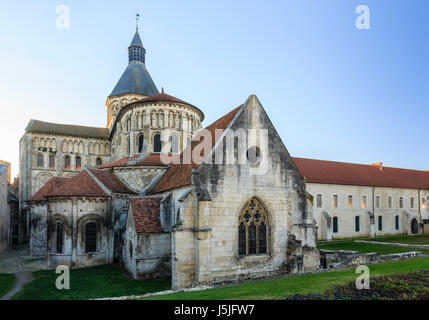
[96,157,102,166]
[378,215,383,231]
[37,154,44,167]
[395,215,400,230]
[85,223,97,252]
[355,216,360,232]
[127,137,131,155]
[75,156,81,170]
[170,134,179,153]
[56,223,63,253]
[137,134,144,153]
[129,241,133,258]
[64,155,71,169]
[238,198,269,256]
[49,155,55,169]
[333,216,338,233]
[153,134,162,153]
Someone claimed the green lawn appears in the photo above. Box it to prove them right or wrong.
[0,274,15,298]
[12,264,170,300]
[317,240,429,255]
[143,257,429,300]
[362,235,429,245]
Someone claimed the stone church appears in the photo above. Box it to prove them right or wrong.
[20,28,319,288]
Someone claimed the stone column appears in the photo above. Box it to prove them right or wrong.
[195,201,212,284]
[71,198,78,266]
[130,111,136,155]
[56,138,63,176]
[84,141,90,167]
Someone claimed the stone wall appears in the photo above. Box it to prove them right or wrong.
[46,197,113,269]
[109,101,203,161]
[320,249,424,269]
[170,96,319,289]
[135,233,171,279]
[0,169,9,253]
[29,202,48,256]
[114,167,166,192]
[124,217,171,279]
[19,132,110,210]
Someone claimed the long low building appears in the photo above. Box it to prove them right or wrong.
[293,158,429,241]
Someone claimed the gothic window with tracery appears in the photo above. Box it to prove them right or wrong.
[238,198,269,256]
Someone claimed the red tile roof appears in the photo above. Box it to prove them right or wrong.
[139,91,194,107]
[27,177,68,202]
[151,105,243,194]
[97,155,139,169]
[97,153,170,169]
[48,170,109,197]
[87,169,137,194]
[293,157,429,190]
[130,196,163,233]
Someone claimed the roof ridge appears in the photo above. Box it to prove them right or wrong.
[293,157,429,173]
[27,119,107,130]
[293,157,429,190]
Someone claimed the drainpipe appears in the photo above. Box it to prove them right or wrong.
[372,187,375,238]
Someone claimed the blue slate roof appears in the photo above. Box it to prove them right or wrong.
[130,30,144,47]
[109,30,159,97]
[109,62,159,97]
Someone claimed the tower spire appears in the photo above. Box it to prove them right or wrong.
[128,16,146,64]
[136,13,140,31]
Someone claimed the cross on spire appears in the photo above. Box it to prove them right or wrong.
[136,13,140,31]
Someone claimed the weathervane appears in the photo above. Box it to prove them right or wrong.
[136,13,140,31]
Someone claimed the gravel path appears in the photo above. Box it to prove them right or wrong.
[0,271,33,300]
[0,246,47,274]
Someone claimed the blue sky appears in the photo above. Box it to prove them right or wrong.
[0,0,428,178]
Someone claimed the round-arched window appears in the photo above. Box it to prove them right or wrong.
[153,134,162,153]
[64,155,71,169]
[138,134,144,153]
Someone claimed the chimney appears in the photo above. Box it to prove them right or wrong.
[370,162,383,171]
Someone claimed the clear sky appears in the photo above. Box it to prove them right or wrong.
[0,0,428,179]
